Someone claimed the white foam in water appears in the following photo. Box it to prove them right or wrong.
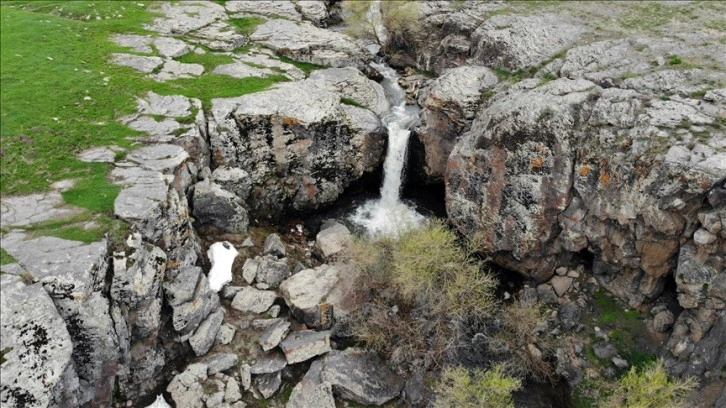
[349,8,425,237]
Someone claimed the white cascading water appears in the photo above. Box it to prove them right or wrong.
[349,2,425,237]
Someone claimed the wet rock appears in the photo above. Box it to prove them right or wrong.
[264,233,286,258]
[255,371,282,399]
[189,308,225,356]
[279,330,332,364]
[192,179,249,233]
[250,351,288,375]
[230,286,277,314]
[166,363,208,408]
[321,348,404,406]
[315,222,352,259]
[204,353,239,375]
[259,320,291,352]
[653,310,675,333]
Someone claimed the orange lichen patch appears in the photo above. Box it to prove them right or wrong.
[599,171,611,186]
[530,156,544,169]
[700,178,712,190]
[282,115,299,126]
[306,183,318,199]
[579,166,590,176]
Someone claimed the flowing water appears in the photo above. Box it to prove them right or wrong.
[349,66,425,236]
[349,1,425,237]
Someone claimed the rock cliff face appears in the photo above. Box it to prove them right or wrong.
[209,78,386,219]
[385,1,726,381]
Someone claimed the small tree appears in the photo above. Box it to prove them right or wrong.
[435,364,522,408]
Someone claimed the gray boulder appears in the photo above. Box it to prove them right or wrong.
[250,19,370,70]
[279,330,332,364]
[212,166,252,201]
[263,234,286,258]
[309,67,390,116]
[208,80,386,218]
[230,286,277,314]
[189,308,225,356]
[315,222,352,259]
[417,65,498,181]
[250,351,288,375]
[259,320,291,352]
[255,371,282,399]
[321,348,404,405]
[0,277,80,408]
[286,360,335,408]
[166,363,208,408]
[192,179,249,233]
[280,264,354,327]
[470,14,584,71]
[204,353,239,375]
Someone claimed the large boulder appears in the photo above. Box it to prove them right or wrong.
[209,80,386,218]
[250,19,370,71]
[0,276,80,407]
[417,65,498,181]
[470,14,584,71]
[446,76,726,296]
[309,67,390,116]
[1,233,117,406]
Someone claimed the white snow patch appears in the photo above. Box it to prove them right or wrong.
[208,241,239,292]
[145,395,171,408]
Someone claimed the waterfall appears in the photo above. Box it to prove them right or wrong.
[349,2,425,237]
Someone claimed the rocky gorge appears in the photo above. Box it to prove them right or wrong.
[1,1,725,407]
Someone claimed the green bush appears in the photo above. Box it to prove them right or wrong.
[345,220,498,370]
[392,221,497,317]
[434,364,522,408]
[601,359,696,408]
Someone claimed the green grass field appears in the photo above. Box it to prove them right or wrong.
[1,1,287,241]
